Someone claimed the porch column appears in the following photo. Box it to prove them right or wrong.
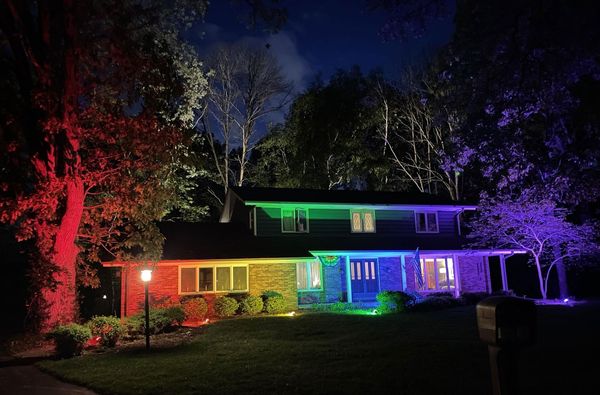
[499,255,508,292]
[400,255,407,291]
[453,254,460,297]
[345,256,353,303]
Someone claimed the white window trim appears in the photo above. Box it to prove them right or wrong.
[281,208,310,233]
[296,260,323,292]
[178,264,249,295]
[416,256,455,292]
[350,209,376,233]
[414,211,439,233]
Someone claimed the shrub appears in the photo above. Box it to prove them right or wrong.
[240,295,264,315]
[127,306,185,335]
[461,292,490,305]
[410,295,463,312]
[261,290,286,314]
[214,296,239,317]
[376,290,416,314]
[47,324,91,357]
[182,297,208,321]
[87,316,124,347]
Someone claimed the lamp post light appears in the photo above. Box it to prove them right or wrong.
[141,269,152,351]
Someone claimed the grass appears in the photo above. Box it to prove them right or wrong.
[38,303,600,395]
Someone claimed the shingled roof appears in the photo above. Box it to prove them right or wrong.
[230,186,474,206]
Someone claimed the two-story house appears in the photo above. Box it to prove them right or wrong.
[106,187,522,316]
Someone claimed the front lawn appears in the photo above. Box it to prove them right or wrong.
[39,303,600,395]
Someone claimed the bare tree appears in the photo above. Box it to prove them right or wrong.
[202,44,292,198]
[378,72,468,200]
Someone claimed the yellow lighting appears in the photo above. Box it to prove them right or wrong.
[141,269,152,282]
[287,311,296,317]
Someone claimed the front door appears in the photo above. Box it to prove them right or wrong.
[350,259,380,301]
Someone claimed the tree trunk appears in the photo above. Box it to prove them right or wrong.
[533,255,547,300]
[41,178,84,331]
[552,245,569,299]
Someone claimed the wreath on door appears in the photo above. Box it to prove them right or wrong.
[318,255,339,267]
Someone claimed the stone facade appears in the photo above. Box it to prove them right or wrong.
[457,255,490,293]
[378,257,403,292]
[248,262,298,311]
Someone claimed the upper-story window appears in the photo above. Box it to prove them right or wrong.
[415,211,439,233]
[350,209,376,233]
[282,208,308,233]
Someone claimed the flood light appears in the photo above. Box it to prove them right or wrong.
[141,269,152,282]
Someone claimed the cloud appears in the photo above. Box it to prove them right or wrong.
[237,31,312,94]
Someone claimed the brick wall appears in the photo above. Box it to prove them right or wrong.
[378,257,403,291]
[323,263,343,302]
[404,257,417,292]
[249,262,298,311]
[458,255,490,293]
[121,265,179,317]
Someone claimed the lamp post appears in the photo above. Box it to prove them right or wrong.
[141,269,152,351]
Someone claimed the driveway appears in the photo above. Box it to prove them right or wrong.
[0,365,97,395]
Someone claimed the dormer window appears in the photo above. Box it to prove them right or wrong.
[351,209,376,233]
[282,208,308,233]
[415,211,438,233]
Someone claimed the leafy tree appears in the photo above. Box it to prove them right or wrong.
[253,68,391,190]
[0,0,209,330]
[468,191,597,299]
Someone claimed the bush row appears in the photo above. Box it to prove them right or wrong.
[214,290,286,317]
[375,290,507,314]
[47,290,288,357]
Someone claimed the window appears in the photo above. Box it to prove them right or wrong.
[179,265,248,294]
[350,209,376,233]
[198,268,213,291]
[416,257,455,291]
[282,208,309,233]
[180,268,196,293]
[415,211,439,233]
[296,261,322,290]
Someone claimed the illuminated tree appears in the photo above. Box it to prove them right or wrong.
[0,0,209,330]
[467,191,597,300]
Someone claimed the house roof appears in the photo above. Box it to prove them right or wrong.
[156,222,465,261]
[157,222,312,260]
[230,186,474,207]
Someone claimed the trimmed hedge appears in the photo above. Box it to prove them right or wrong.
[181,297,208,321]
[47,324,91,357]
[262,290,286,314]
[410,295,463,312]
[127,306,185,335]
[87,316,124,347]
[214,296,239,317]
[240,295,264,315]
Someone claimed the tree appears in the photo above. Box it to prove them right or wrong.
[0,0,209,330]
[202,43,292,202]
[252,68,391,190]
[379,70,472,200]
[467,191,597,300]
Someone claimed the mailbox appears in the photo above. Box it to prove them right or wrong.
[476,296,536,348]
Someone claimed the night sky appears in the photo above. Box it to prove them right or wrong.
[193,1,455,93]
